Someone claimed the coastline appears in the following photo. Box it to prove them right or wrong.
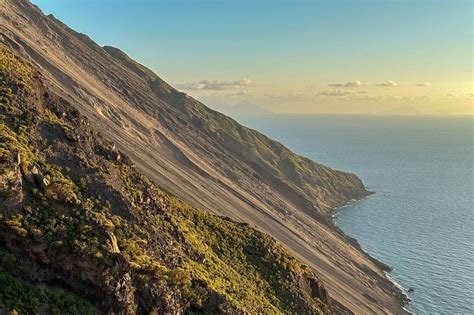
[384,272,413,314]
[331,192,412,311]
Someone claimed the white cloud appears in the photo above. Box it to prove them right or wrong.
[317,89,353,97]
[328,80,403,88]
[415,82,432,87]
[415,95,432,100]
[175,78,253,90]
[447,93,458,98]
[467,93,474,98]
[264,93,306,102]
[328,80,365,88]
[232,90,251,96]
[376,80,399,87]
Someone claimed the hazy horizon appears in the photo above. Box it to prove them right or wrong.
[32,0,473,115]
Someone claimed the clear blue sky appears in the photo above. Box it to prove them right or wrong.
[31,0,473,114]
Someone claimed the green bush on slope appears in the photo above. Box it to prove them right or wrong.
[0,246,95,315]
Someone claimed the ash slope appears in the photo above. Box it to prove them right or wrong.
[0,0,407,313]
[0,45,331,314]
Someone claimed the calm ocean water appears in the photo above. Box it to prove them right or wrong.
[236,114,473,314]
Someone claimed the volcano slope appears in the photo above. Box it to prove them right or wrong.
[0,44,334,314]
[1,0,408,313]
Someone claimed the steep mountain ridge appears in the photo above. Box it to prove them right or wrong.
[0,0,408,313]
[102,44,368,217]
[0,45,331,314]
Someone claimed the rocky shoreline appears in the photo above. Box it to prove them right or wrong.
[331,193,412,311]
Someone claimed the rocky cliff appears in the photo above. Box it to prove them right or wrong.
[0,0,408,313]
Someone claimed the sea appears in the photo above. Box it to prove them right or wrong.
[235,114,473,314]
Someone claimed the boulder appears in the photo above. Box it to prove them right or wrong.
[30,165,49,190]
[107,231,121,254]
[14,151,21,166]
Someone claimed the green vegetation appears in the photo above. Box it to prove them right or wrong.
[0,247,96,314]
[0,270,95,314]
[0,46,32,86]
[172,198,319,313]
[0,45,330,314]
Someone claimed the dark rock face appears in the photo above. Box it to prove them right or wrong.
[31,165,48,189]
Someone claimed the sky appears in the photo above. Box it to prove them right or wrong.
[32,0,473,115]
